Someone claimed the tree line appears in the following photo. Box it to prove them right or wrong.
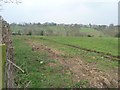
[10,22,119,37]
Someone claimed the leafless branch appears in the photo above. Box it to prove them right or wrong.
[25,81,31,88]
[7,59,25,73]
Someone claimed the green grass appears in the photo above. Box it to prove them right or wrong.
[13,36,118,88]
[80,27,104,37]
[73,80,89,88]
[37,36,118,56]
[13,36,75,88]
[30,36,118,71]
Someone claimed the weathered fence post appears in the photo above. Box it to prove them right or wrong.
[0,16,15,88]
[0,44,6,90]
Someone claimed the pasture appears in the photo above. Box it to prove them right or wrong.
[33,36,118,56]
[13,35,118,88]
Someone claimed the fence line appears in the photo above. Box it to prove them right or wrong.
[0,16,15,88]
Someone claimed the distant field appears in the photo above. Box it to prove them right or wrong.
[80,28,104,37]
[31,36,118,56]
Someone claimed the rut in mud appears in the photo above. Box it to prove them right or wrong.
[27,39,118,88]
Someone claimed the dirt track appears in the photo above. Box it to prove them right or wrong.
[27,39,118,88]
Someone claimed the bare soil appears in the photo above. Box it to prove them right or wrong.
[27,39,118,88]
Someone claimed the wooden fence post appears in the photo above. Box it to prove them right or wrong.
[0,17,15,88]
[0,44,6,89]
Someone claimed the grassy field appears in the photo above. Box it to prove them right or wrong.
[13,35,118,88]
[30,36,118,69]
[13,36,75,88]
[31,36,118,56]
[80,27,104,37]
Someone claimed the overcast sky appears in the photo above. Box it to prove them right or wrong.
[0,0,119,25]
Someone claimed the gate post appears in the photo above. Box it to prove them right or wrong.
[0,44,6,90]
